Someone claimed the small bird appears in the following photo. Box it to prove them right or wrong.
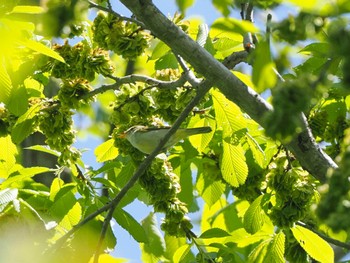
[119,125,212,154]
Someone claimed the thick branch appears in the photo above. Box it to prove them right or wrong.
[119,0,337,182]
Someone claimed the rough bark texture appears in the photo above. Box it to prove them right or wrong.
[120,0,337,182]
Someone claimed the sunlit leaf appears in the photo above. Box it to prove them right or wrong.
[188,117,215,152]
[0,135,18,179]
[244,195,265,234]
[252,41,277,93]
[24,145,60,157]
[88,254,128,263]
[196,173,225,207]
[212,89,246,137]
[0,188,18,212]
[173,244,192,263]
[245,133,266,168]
[149,41,171,60]
[140,213,166,261]
[23,39,65,63]
[11,102,42,143]
[10,5,44,14]
[59,202,82,230]
[94,139,119,162]
[0,59,12,104]
[221,141,248,187]
[200,228,231,238]
[291,225,334,263]
[299,42,330,57]
[264,232,285,263]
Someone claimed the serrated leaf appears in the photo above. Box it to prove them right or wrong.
[200,228,231,238]
[0,188,18,205]
[221,141,248,187]
[0,135,18,179]
[173,244,192,263]
[291,225,334,263]
[141,213,166,262]
[196,24,209,47]
[0,59,12,104]
[212,89,246,137]
[114,207,148,243]
[244,195,265,234]
[248,238,270,263]
[94,139,119,163]
[11,102,42,143]
[196,173,225,207]
[265,232,285,263]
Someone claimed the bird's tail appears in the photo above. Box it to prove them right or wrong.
[181,126,212,137]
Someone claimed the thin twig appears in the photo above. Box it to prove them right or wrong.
[93,203,117,263]
[87,0,145,27]
[51,79,212,256]
[82,73,188,99]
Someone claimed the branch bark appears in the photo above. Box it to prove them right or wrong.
[120,0,337,182]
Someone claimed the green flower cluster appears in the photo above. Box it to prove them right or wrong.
[92,12,150,60]
[267,157,315,228]
[265,75,314,142]
[58,79,95,109]
[317,129,350,232]
[38,101,80,165]
[139,157,192,237]
[47,41,114,81]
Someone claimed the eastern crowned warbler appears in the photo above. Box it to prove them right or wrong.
[119,125,212,154]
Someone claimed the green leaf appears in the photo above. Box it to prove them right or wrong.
[188,117,215,152]
[24,145,60,157]
[286,0,317,11]
[196,173,225,207]
[265,232,285,263]
[291,225,334,263]
[0,135,18,179]
[7,85,28,116]
[245,133,266,168]
[164,234,187,260]
[1,166,51,189]
[200,228,231,238]
[155,52,178,70]
[94,139,119,163]
[176,0,195,14]
[221,141,248,187]
[10,5,45,14]
[211,18,258,37]
[244,195,265,234]
[299,42,330,57]
[212,0,232,16]
[252,41,277,93]
[294,57,328,75]
[58,201,82,230]
[149,41,171,60]
[212,89,246,137]
[173,244,192,263]
[11,102,41,143]
[114,207,148,243]
[248,238,270,263]
[0,58,12,104]
[140,212,166,261]
[23,39,65,63]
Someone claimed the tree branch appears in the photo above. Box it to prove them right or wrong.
[51,78,212,254]
[119,0,337,182]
